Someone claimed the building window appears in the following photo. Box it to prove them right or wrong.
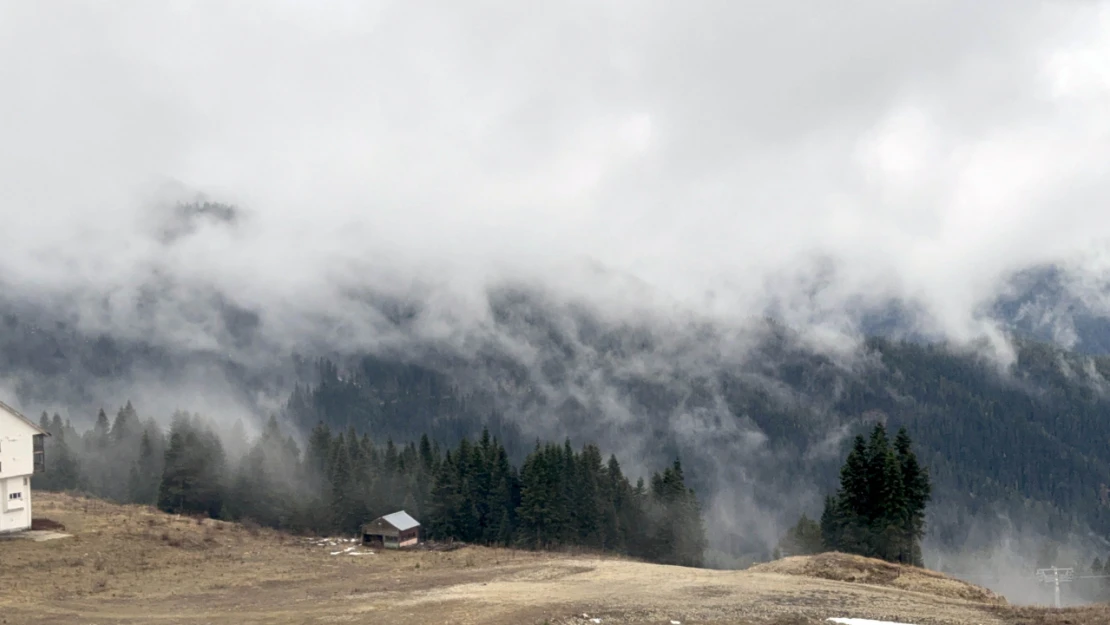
[33,434,45,473]
[9,492,22,500]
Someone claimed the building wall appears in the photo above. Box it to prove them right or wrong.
[363,519,400,538]
[0,412,36,479]
[0,407,41,533]
[364,533,420,549]
[0,475,31,532]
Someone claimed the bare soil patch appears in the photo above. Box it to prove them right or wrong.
[998,604,1110,625]
[30,517,66,531]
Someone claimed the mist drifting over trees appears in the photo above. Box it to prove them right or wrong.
[35,399,708,568]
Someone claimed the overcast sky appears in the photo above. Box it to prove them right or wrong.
[2,1,1110,349]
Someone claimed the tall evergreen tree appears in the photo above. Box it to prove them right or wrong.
[305,421,333,480]
[91,409,110,448]
[111,401,138,443]
[427,450,465,540]
[777,514,823,557]
[157,414,226,517]
[819,494,843,551]
[128,429,160,505]
[328,434,361,533]
[819,423,931,565]
[894,427,930,565]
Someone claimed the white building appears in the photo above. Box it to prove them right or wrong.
[0,400,47,533]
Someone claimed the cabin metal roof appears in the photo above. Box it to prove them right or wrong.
[0,399,49,436]
[378,510,420,531]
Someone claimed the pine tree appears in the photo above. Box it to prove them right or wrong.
[574,445,604,548]
[625,477,649,558]
[305,421,333,480]
[428,450,464,540]
[486,442,516,545]
[157,415,226,518]
[819,495,843,551]
[418,434,435,472]
[834,434,870,554]
[824,423,931,565]
[158,428,189,514]
[600,454,625,551]
[639,458,706,567]
[345,427,370,525]
[517,444,565,549]
[111,401,138,443]
[128,430,160,504]
[894,427,931,566]
[779,514,823,556]
[496,507,513,546]
[839,435,870,516]
[91,409,110,448]
[328,435,359,533]
[34,421,80,492]
[869,431,906,561]
[559,440,577,545]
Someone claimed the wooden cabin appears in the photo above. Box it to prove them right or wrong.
[361,510,421,549]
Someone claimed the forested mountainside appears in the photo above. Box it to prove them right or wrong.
[991,264,1110,355]
[278,335,1110,555]
[10,279,1110,563]
[0,292,297,415]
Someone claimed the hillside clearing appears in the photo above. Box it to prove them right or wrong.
[749,553,1008,605]
[0,493,1090,624]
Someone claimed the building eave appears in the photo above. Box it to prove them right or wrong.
[0,399,50,436]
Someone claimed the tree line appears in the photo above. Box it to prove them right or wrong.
[777,423,931,566]
[33,403,707,567]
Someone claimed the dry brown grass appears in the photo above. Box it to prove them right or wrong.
[0,493,1101,625]
[749,552,1008,605]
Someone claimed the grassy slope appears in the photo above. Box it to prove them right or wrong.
[0,493,1092,625]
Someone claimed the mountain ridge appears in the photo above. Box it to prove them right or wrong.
[13,277,1110,571]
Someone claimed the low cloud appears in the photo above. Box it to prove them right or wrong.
[2,1,1110,357]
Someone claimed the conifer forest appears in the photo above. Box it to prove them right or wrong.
[778,423,931,566]
[33,401,708,568]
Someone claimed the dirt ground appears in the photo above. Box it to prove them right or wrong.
[0,493,1092,625]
